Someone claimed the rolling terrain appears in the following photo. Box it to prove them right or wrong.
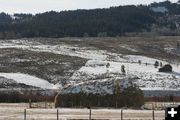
[0,37,179,96]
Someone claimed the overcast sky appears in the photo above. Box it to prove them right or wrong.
[0,0,178,14]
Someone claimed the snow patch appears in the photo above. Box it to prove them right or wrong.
[150,6,168,13]
[0,73,57,89]
[120,45,138,52]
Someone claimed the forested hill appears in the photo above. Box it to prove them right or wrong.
[0,1,180,38]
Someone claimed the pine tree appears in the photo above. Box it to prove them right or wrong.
[121,65,126,75]
[106,63,110,68]
[154,61,159,68]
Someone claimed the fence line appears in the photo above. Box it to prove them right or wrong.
[23,109,164,120]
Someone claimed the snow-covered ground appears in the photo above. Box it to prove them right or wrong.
[0,39,179,95]
[0,73,57,89]
[65,58,180,94]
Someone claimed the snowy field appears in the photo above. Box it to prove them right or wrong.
[0,103,165,120]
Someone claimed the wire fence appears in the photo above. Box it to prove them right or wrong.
[1,108,165,120]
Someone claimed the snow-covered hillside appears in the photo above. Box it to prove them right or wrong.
[65,58,180,93]
[0,39,179,96]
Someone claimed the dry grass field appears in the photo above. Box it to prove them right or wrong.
[0,103,165,120]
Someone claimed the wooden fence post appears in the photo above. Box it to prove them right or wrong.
[121,109,123,120]
[87,106,91,120]
[57,109,59,120]
[89,107,91,120]
[152,110,155,120]
[24,109,26,120]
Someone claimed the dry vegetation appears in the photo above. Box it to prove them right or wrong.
[0,48,86,83]
[33,36,180,62]
[0,103,165,120]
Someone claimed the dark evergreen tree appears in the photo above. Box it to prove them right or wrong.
[154,61,159,68]
[177,42,180,49]
[0,5,155,38]
[121,65,126,75]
